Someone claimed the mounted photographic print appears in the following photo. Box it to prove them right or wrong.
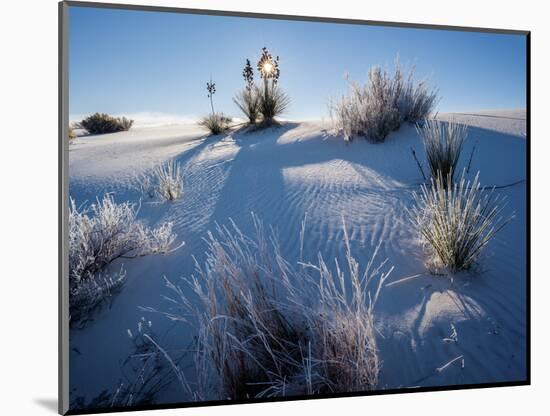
[59,1,530,414]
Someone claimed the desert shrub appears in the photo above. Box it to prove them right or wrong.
[417,119,467,186]
[138,160,184,201]
[156,215,392,400]
[198,113,231,135]
[69,195,179,321]
[331,63,438,142]
[79,113,134,135]
[408,171,513,272]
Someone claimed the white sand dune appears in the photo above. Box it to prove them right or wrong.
[68,110,527,404]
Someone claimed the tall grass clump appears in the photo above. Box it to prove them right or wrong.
[155,215,392,400]
[408,171,514,272]
[138,160,184,201]
[331,62,438,142]
[78,113,134,135]
[69,195,180,321]
[417,119,468,187]
[199,78,231,135]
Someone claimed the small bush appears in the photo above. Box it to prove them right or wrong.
[330,63,438,142]
[79,113,134,135]
[68,127,77,140]
[69,195,179,321]
[138,160,184,201]
[158,215,392,399]
[408,171,513,272]
[199,113,231,135]
[417,119,467,187]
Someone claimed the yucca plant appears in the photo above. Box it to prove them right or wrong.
[233,59,262,125]
[258,85,290,125]
[257,48,290,125]
[417,119,467,187]
[408,171,514,272]
[233,87,261,125]
[199,77,232,135]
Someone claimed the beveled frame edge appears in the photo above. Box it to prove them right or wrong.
[59,1,70,415]
[62,0,530,35]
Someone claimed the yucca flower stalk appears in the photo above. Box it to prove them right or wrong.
[233,59,261,124]
[255,47,289,125]
[201,77,231,135]
[206,78,216,115]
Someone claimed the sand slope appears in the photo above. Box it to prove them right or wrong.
[68,110,527,404]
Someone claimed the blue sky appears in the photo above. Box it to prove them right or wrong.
[69,6,527,121]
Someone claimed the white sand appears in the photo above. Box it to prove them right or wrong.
[68,110,527,403]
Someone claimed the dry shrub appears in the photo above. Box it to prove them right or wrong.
[153,215,392,400]
[69,195,180,321]
[331,63,438,142]
[78,113,134,135]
